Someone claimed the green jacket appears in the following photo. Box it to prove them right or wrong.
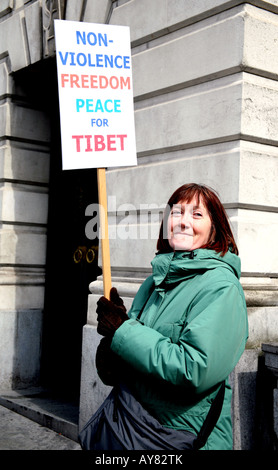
[111,249,248,450]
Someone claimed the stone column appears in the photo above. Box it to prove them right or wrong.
[0,2,50,389]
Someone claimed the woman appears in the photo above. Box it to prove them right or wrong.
[96,183,248,450]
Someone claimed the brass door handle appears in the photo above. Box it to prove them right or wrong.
[73,246,86,264]
[73,246,97,264]
[86,248,95,263]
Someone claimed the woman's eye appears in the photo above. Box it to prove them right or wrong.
[171,209,182,216]
[193,212,202,217]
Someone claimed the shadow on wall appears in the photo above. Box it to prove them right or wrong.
[235,355,277,450]
[253,355,278,450]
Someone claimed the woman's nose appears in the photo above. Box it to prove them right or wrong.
[180,212,192,228]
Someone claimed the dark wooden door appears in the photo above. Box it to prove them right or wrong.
[40,60,101,398]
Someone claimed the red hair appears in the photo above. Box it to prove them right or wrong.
[157,183,238,256]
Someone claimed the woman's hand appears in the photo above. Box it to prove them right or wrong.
[96,287,128,337]
[95,336,120,386]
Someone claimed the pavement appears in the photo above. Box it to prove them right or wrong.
[0,387,81,451]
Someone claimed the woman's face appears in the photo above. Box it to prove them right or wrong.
[167,196,212,251]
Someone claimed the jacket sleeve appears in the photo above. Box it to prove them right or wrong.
[111,280,248,394]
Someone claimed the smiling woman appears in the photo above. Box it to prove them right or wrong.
[157,183,238,256]
[167,198,212,251]
[93,182,248,450]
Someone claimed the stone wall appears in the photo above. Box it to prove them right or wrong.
[106,2,278,278]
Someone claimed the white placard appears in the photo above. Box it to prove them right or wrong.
[54,20,137,170]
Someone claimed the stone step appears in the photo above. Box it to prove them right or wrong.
[0,387,79,442]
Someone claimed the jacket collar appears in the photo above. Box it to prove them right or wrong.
[151,249,241,288]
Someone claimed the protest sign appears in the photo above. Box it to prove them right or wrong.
[54,19,137,170]
[54,20,137,297]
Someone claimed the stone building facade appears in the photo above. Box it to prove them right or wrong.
[0,0,278,450]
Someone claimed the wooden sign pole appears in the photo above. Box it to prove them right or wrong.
[97,168,112,299]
